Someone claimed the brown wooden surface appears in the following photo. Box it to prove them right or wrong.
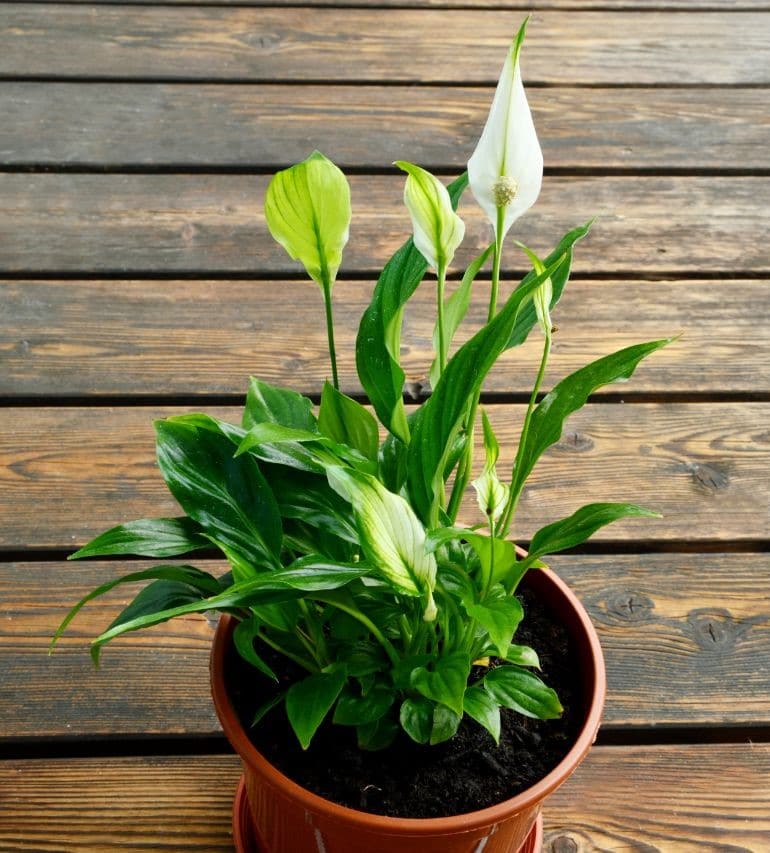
[2,746,768,851]
[1,174,768,274]
[2,0,767,849]
[2,554,767,738]
[2,279,767,397]
[2,403,767,550]
[2,83,768,170]
[2,8,768,84]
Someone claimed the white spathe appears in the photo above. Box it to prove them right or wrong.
[467,19,543,242]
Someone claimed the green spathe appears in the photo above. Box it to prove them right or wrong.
[264,150,351,287]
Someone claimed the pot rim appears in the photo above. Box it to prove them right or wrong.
[211,567,605,836]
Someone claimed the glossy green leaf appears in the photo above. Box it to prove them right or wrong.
[406,252,568,525]
[242,378,317,432]
[484,665,563,719]
[509,338,673,504]
[270,469,358,544]
[264,151,351,288]
[51,564,221,652]
[430,705,462,745]
[465,593,524,658]
[286,668,348,749]
[411,650,471,716]
[524,502,661,567]
[87,559,369,661]
[357,716,400,751]
[430,244,494,389]
[69,517,209,560]
[426,527,517,592]
[233,616,278,682]
[505,644,540,669]
[333,681,395,726]
[155,419,282,577]
[355,173,468,442]
[463,685,501,744]
[318,381,380,462]
[400,696,434,744]
[251,692,285,727]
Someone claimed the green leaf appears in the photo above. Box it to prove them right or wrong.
[333,681,395,726]
[524,502,661,567]
[430,705,462,745]
[242,377,317,432]
[406,252,568,525]
[484,665,563,720]
[251,692,285,727]
[87,559,369,661]
[509,338,674,504]
[400,696,433,744]
[155,419,282,577]
[318,381,380,462]
[286,668,348,749]
[357,716,399,751]
[505,221,592,350]
[69,517,209,560]
[430,244,494,389]
[505,644,540,669]
[326,467,436,611]
[270,468,358,544]
[264,150,351,287]
[426,527,518,590]
[378,431,408,494]
[463,685,501,744]
[51,564,221,652]
[356,173,468,442]
[411,650,470,716]
[233,616,278,682]
[465,594,524,659]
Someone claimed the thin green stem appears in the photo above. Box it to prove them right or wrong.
[436,262,448,376]
[448,214,506,521]
[320,596,400,667]
[488,207,505,322]
[258,630,318,674]
[321,270,339,390]
[498,329,552,539]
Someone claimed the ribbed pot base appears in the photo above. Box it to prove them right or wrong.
[232,776,544,853]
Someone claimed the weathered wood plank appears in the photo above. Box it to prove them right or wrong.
[1,747,768,850]
[0,404,767,549]
[1,8,767,84]
[1,279,767,397]
[12,0,769,8]
[2,554,767,738]
[0,175,767,274]
[3,84,768,170]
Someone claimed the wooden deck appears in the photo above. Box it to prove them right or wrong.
[1,1,769,850]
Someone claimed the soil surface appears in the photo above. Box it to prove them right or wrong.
[225,587,583,819]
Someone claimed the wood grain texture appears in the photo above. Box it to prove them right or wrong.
[2,555,767,738]
[1,747,768,851]
[2,83,768,170]
[1,8,768,84]
[1,279,767,398]
[0,174,767,274]
[13,0,770,8]
[0,403,767,550]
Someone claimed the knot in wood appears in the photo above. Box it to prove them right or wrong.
[688,608,738,651]
[685,461,729,494]
[607,591,654,622]
[551,836,578,853]
[555,431,594,453]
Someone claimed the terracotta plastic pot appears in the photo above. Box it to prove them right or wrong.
[211,568,605,853]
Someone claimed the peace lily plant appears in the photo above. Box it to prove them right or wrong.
[54,19,670,756]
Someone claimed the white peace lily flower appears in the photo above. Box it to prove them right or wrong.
[395,161,465,272]
[467,18,543,242]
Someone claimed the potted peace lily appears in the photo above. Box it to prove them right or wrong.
[53,19,670,853]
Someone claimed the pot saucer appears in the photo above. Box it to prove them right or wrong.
[233,775,544,853]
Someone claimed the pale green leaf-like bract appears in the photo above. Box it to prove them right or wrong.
[264,150,351,287]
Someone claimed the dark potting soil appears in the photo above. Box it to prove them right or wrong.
[224,587,583,819]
